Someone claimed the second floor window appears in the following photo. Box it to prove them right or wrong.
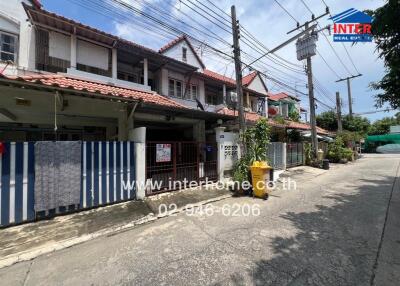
[205,85,223,105]
[169,79,182,98]
[190,85,197,100]
[182,47,187,62]
[1,32,17,63]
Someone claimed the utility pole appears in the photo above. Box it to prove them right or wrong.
[336,91,343,133]
[230,5,245,135]
[335,74,362,118]
[304,22,319,157]
[290,8,329,158]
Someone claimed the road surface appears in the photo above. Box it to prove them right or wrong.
[1,154,399,285]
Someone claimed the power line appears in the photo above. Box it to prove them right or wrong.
[272,0,343,80]
[299,0,354,76]
[273,0,298,24]
[318,0,361,75]
[315,50,340,79]
[201,0,304,69]
[66,0,311,98]
[181,0,305,74]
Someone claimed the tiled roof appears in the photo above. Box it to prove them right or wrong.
[199,70,268,98]
[286,121,329,135]
[216,108,286,128]
[0,74,186,109]
[268,92,300,102]
[216,108,328,134]
[24,5,197,72]
[202,69,236,85]
[159,35,206,69]
[242,71,257,86]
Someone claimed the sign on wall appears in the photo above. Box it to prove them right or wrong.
[156,144,171,163]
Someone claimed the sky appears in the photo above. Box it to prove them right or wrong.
[40,0,396,122]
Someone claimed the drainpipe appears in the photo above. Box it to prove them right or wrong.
[70,32,77,70]
[128,101,139,140]
[112,47,118,80]
[143,58,148,87]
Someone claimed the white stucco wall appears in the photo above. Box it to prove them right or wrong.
[0,0,36,74]
[162,40,204,71]
[247,74,268,95]
[77,39,109,70]
[49,31,70,61]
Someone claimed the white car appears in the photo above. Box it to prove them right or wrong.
[376,144,400,154]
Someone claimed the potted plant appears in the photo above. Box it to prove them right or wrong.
[232,118,271,196]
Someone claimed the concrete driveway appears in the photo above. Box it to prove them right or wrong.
[1,154,399,285]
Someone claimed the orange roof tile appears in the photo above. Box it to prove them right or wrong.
[216,108,285,127]
[0,74,186,109]
[268,92,300,102]
[202,69,236,85]
[242,71,257,86]
[286,120,329,135]
[216,108,329,134]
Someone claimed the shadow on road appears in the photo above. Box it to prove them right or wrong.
[215,175,395,286]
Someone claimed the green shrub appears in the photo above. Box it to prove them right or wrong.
[326,137,355,163]
[232,118,271,186]
[326,137,344,163]
[342,148,354,161]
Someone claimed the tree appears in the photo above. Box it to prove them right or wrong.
[368,116,399,135]
[288,110,300,122]
[367,1,400,108]
[316,111,371,135]
[342,115,371,135]
[316,111,337,131]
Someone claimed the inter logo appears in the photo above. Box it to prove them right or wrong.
[329,8,373,42]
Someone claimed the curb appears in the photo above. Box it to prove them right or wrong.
[0,194,231,270]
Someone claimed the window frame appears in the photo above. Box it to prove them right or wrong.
[0,30,18,64]
[168,78,183,98]
[190,84,197,100]
[182,47,187,62]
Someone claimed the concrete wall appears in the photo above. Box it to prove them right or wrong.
[49,31,70,61]
[77,39,109,70]
[215,127,240,181]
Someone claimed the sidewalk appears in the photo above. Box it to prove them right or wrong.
[0,185,231,269]
[373,162,400,286]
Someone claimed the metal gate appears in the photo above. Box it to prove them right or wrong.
[146,142,217,195]
[267,142,285,170]
[286,143,304,168]
[0,141,136,228]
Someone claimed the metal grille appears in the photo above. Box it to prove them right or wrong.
[146,142,217,195]
[267,142,285,170]
[286,143,304,168]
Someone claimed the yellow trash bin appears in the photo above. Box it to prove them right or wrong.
[250,161,273,199]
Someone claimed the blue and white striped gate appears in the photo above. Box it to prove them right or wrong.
[0,142,35,226]
[0,141,136,228]
[81,141,136,208]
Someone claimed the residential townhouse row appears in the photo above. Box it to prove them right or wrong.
[0,0,327,143]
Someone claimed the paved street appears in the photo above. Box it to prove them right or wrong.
[1,154,399,286]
